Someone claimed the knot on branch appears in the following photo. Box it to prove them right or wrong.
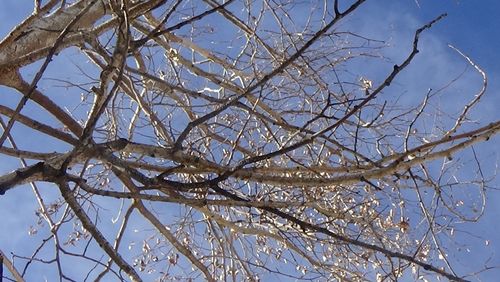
[0,162,64,195]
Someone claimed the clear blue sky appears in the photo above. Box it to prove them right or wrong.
[0,1,499,281]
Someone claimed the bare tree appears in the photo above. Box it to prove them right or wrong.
[0,1,498,281]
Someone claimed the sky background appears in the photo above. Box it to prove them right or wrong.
[0,0,500,281]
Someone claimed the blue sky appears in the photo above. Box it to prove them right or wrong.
[1,1,500,281]
[354,2,500,280]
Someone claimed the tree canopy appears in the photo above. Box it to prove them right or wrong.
[0,1,498,281]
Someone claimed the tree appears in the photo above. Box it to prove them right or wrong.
[0,0,498,281]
